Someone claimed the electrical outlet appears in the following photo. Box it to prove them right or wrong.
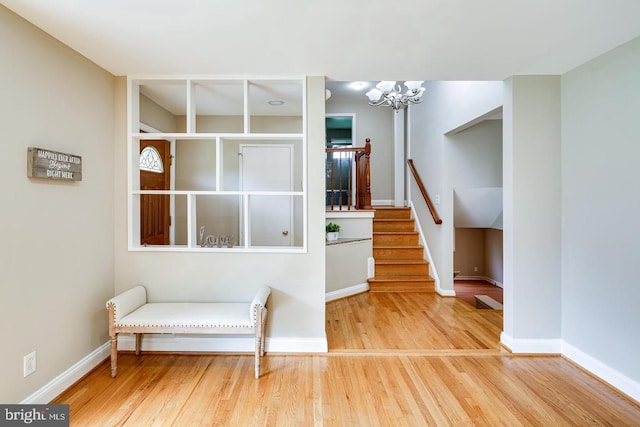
[474,266,478,272]
[24,351,36,377]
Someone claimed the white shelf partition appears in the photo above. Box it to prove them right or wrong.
[128,76,307,252]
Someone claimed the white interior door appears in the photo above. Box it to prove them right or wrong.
[240,144,293,246]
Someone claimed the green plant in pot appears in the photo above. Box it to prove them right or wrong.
[326,222,341,241]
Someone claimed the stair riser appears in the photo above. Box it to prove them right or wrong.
[370,208,433,292]
[375,264,430,278]
[373,222,415,232]
[374,248,424,260]
[368,282,435,292]
[373,234,419,246]
[374,209,412,220]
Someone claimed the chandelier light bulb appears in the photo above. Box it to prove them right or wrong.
[376,81,396,93]
[365,88,383,102]
[404,81,424,91]
[366,81,426,110]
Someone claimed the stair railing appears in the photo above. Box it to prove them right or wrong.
[407,159,442,224]
[326,138,372,210]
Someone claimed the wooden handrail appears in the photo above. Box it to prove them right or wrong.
[407,159,442,224]
[325,138,372,210]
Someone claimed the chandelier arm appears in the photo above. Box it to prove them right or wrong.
[365,82,425,110]
[368,98,391,107]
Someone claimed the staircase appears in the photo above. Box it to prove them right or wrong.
[368,207,435,292]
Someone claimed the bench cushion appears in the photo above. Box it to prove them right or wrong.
[116,302,253,328]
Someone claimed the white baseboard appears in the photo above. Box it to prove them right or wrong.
[436,286,456,297]
[21,335,328,403]
[326,283,370,302]
[21,342,110,404]
[20,335,639,407]
[267,337,328,353]
[562,341,640,403]
[500,332,561,354]
[118,334,328,354]
[455,275,503,288]
[502,335,640,401]
[489,278,503,288]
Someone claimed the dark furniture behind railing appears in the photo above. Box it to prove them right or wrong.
[326,138,372,210]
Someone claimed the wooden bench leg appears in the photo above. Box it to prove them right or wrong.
[254,335,260,379]
[135,333,142,356]
[260,316,266,357]
[110,335,118,378]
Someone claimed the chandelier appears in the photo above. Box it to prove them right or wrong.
[365,81,425,110]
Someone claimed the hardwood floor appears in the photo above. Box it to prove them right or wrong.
[326,292,503,352]
[52,292,640,426]
[454,280,504,307]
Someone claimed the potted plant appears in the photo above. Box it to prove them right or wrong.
[326,222,341,241]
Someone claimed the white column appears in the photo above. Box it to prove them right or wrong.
[502,76,562,353]
[393,109,405,207]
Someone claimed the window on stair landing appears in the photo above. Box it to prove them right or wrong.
[128,77,307,252]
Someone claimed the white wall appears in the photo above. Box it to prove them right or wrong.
[140,94,177,133]
[502,76,562,351]
[449,119,503,229]
[325,87,394,202]
[485,229,503,285]
[114,77,328,351]
[408,81,503,293]
[326,241,371,294]
[449,120,502,189]
[561,36,640,397]
[0,6,115,403]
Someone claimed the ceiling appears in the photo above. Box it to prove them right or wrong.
[4,0,640,82]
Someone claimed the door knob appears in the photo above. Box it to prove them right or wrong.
[282,230,289,236]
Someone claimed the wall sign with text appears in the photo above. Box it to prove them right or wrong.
[27,147,82,181]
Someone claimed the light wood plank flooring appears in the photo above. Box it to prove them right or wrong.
[52,292,640,426]
[326,292,503,352]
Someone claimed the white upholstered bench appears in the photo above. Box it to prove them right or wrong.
[106,286,271,379]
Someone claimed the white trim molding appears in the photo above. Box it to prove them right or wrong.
[21,343,110,404]
[562,341,640,403]
[326,283,370,302]
[500,332,561,354]
[436,286,456,297]
[455,275,503,288]
[117,335,328,354]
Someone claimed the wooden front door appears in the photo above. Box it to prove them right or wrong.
[140,139,171,245]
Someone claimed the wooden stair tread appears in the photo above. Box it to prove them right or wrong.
[375,245,423,249]
[376,259,429,265]
[373,231,418,235]
[370,207,433,292]
[369,277,434,282]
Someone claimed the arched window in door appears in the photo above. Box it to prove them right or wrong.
[140,146,164,173]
